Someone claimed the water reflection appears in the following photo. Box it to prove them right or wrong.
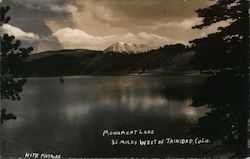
[1,75,246,158]
[0,77,26,124]
[191,75,248,157]
[1,108,17,124]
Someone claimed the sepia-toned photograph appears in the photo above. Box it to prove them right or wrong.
[0,0,249,158]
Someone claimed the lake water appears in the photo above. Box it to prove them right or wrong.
[1,75,220,158]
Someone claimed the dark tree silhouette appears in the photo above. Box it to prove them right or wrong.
[190,0,249,157]
[190,0,248,75]
[1,5,33,123]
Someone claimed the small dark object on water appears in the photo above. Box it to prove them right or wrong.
[1,108,17,124]
[60,77,64,84]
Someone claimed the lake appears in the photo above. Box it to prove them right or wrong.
[0,75,226,158]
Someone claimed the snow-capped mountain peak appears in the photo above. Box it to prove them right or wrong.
[104,42,150,54]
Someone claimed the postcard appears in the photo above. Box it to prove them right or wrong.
[0,0,249,158]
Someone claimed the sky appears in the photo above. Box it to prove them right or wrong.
[1,0,228,53]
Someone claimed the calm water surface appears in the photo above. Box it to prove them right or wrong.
[1,75,216,158]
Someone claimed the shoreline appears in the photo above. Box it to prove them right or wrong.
[10,71,205,78]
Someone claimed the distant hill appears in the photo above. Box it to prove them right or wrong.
[13,44,195,76]
[26,49,102,62]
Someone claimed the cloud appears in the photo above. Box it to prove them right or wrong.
[119,32,186,47]
[0,24,41,52]
[198,20,232,38]
[0,24,185,52]
[52,28,117,50]
[41,0,213,37]
[1,24,39,42]
[73,0,212,26]
[152,18,203,30]
[4,0,215,50]
[7,0,211,23]
[7,0,71,14]
[3,0,220,52]
[37,36,64,53]
[51,28,184,51]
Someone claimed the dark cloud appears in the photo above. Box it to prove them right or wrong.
[2,0,66,51]
[2,0,72,35]
[76,0,212,26]
[5,0,71,13]
[4,0,212,29]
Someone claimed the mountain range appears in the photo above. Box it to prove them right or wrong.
[13,44,194,76]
